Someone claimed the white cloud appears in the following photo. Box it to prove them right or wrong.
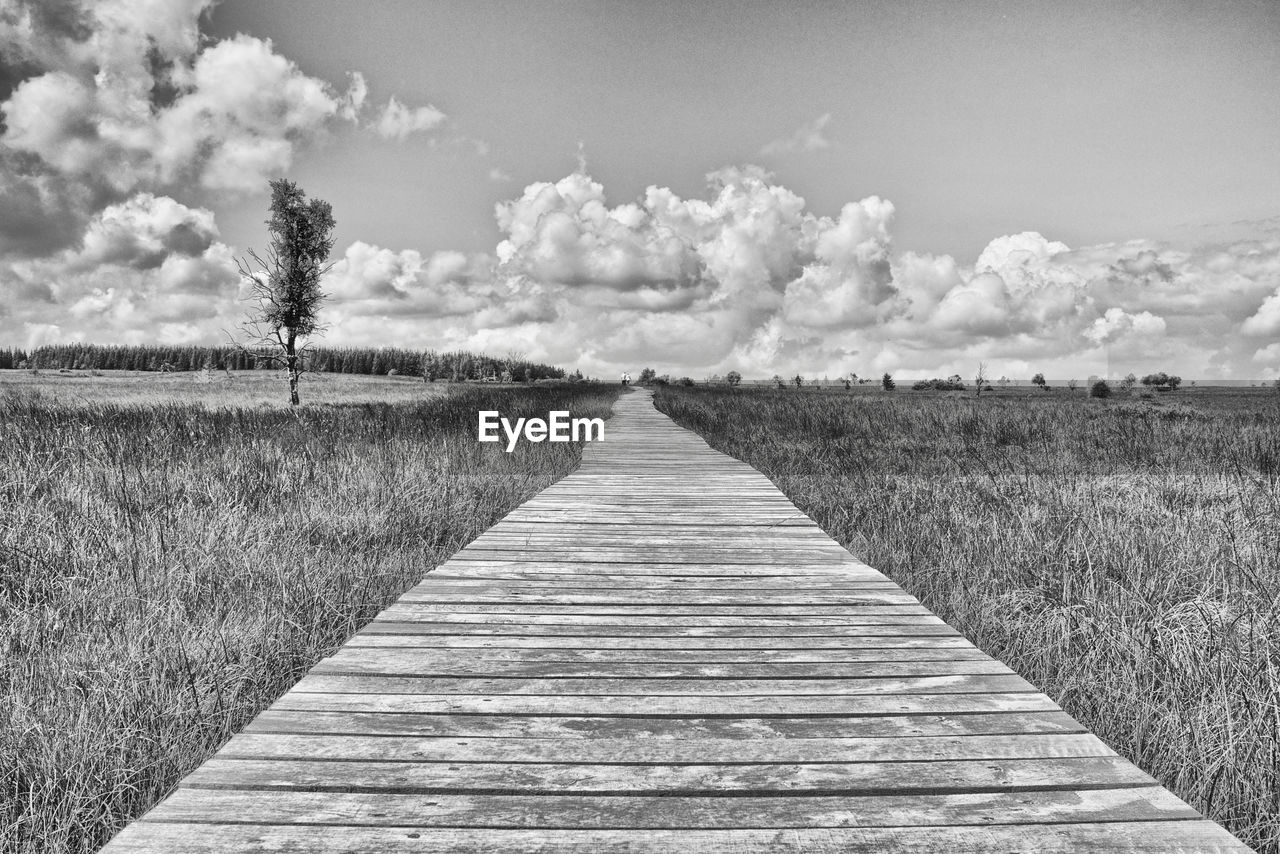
[4,152,1280,381]
[1085,307,1167,345]
[0,0,447,254]
[374,95,447,141]
[1242,286,1280,337]
[759,113,833,156]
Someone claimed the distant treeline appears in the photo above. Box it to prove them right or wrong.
[15,344,567,381]
[0,348,29,369]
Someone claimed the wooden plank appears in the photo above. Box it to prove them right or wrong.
[398,596,925,608]
[347,631,982,648]
[290,673,1037,696]
[216,732,1115,764]
[139,786,1199,828]
[373,609,938,624]
[387,601,931,614]
[98,822,1257,852]
[334,643,996,661]
[180,755,1156,795]
[362,620,963,636]
[268,692,1062,716]
[242,710,1088,739]
[311,653,1010,679]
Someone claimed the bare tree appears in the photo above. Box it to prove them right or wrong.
[974,362,988,398]
[236,179,336,406]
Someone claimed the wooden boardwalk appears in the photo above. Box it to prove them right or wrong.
[103,389,1251,852]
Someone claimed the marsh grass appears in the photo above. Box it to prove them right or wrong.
[1,380,617,854]
[656,385,1280,852]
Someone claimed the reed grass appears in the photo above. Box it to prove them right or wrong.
[0,378,617,854]
[655,384,1280,852]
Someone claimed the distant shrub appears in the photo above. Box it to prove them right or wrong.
[912,378,966,391]
[1031,373,1047,390]
[1142,372,1182,390]
[677,377,695,387]
[1091,380,1112,398]
[726,371,742,387]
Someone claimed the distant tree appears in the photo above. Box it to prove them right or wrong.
[947,374,964,385]
[997,376,1010,389]
[1121,372,1137,392]
[882,372,896,391]
[726,370,742,387]
[1090,379,1112,399]
[1067,378,1079,391]
[772,374,786,388]
[793,374,804,388]
[236,178,336,405]
[678,376,695,386]
[912,377,966,391]
[638,367,656,384]
[974,362,988,398]
[1141,372,1182,390]
[1031,372,1046,390]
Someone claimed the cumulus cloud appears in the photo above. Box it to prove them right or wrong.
[374,95,447,141]
[1,191,241,343]
[759,113,833,156]
[0,0,446,254]
[4,142,1280,381]
[1084,307,1166,345]
[1241,285,1280,337]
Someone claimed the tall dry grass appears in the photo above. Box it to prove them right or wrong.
[655,385,1280,852]
[0,381,616,854]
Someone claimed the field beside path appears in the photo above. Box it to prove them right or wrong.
[655,384,1280,852]
[1,374,618,854]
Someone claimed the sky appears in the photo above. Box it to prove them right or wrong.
[2,0,1279,380]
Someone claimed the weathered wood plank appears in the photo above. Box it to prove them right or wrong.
[180,755,1155,795]
[141,787,1197,829]
[399,601,926,613]
[216,732,1115,764]
[311,653,1009,679]
[335,642,996,661]
[242,710,1088,739]
[98,822,1257,853]
[268,692,1063,716]
[347,631,983,648]
[362,620,964,636]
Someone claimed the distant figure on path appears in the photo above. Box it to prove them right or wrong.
[621,371,630,387]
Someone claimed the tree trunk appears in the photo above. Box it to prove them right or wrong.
[286,334,300,406]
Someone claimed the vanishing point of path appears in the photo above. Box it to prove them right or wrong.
[103,389,1251,852]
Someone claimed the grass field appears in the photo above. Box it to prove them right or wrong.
[655,383,1280,852]
[0,371,618,854]
[0,367,457,408]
